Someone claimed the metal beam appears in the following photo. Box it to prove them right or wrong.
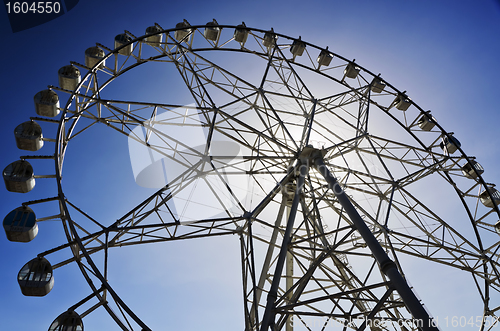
[314,155,438,331]
[260,161,307,331]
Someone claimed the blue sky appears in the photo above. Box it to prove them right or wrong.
[1,0,500,330]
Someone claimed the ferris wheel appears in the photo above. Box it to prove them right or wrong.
[4,20,500,331]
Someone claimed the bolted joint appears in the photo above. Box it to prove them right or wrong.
[379,259,397,276]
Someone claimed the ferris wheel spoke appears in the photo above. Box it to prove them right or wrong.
[316,86,370,132]
[106,163,204,237]
[374,185,495,278]
[105,153,280,245]
[166,47,223,161]
[176,45,261,101]
[386,230,487,269]
[323,136,442,191]
[252,46,304,151]
[171,44,222,110]
[264,45,320,149]
[109,218,241,247]
[203,160,248,215]
[214,107,297,154]
[272,43,315,99]
[43,234,106,270]
[159,47,287,148]
[385,233,489,276]
[366,135,449,170]
[84,62,300,157]
[45,217,242,268]
[85,149,293,244]
[217,86,302,155]
[396,186,481,249]
[70,58,302,158]
[64,99,224,158]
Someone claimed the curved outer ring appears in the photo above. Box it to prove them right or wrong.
[52,23,500,329]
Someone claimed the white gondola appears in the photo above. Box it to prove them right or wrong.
[393,94,411,111]
[34,89,60,117]
[290,37,305,57]
[18,257,54,296]
[84,46,105,69]
[344,62,360,79]
[204,19,220,41]
[58,65,81,91]
[371,77,386,93]
[14,120,43,151]
[461,160,484,179]
[145,25,162,47]
[3,160,35,193]
[48,311,83,331]
[234,23,248,44]
[3,206,38,242]
[417,112,436,131]
[317,49,333,66]
[440,135,461,155]
[263,30,276,48]
[174,20,191,42]
[114,34,133,55]
[480,186,500,208]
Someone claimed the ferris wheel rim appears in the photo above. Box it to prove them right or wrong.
[12,21,498,330]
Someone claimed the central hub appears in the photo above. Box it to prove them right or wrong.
[298,145,327,165]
